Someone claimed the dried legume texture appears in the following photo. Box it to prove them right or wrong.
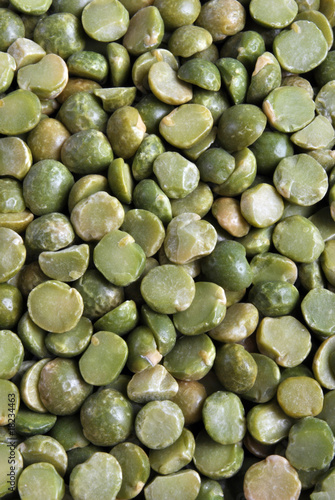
[0,0,335,498]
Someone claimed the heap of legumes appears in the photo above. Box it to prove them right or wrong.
[0,0,335,498]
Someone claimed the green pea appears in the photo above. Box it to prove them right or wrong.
[196,0,246,42]
[247,51,282,104]
[45,316,92,358]
[0,137,32,180]
[149,428,195,475]
[17,434,67,476]
[250,0,298,27]
[57,92,108,134]
[0,90,41,136]
[0,330,24,379]
[277,376,324,418]
[210,302,258,343]
[191,88,230,125]
[168,25,212,58]
[216,57,249,105]
[220,30,265,71]
[38,244,89,282]
[214,148,257,197]
[17,312,49,359]
[126,326,162,373]
[164,334,215,381]
[250,252,297,285]
[0,228,26,283]
[250,131,294,176]
[0,284,23,329]
[171,380,207,425]
[38,358,92,416]
[107,42,130,87]
[110,442,150,499]
[67,50,108,83]
[49,415,89,452]
[122,209,165,257]
[154,0,201,31]
[171,182,214,218]
[69,452,122,500]
[145,469,201,500]
[315,81,335,128]
[141,304,176,356]
[0,52,15,93]
[127,364,178,403]
[81,0,129,41]
[203,391,246,445]
[310,206,335,241]
[20,359,50,413]
[302,288,335,338]
[247,401,293,445]
[0,8,25,52]
[107,106,146,159]
[15,409,57,437]
[133,179,172,225]
[0,379,20,426]
[214,343,257,394]
[242,353,281,404]
[94,300,138,336]
[18,462,65,500]
[178,59,221,91]
[193,429,244,480]
[123,6,164,56]
[27,118,70,164]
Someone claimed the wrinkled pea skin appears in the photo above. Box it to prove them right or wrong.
[2,0,335,498]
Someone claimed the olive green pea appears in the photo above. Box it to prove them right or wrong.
[243,455,301,500]
[291,115,335,150]
[247,51,282,105]
[70,452,122,500]
[49,415,89,451]
[126,326,162,373]
[171,182,214,219]
[145,470,201,500]
[203,391,246,445]
[20,359,50,413]
[154,0,201,31]
[80,388,133,446]
[107,106,146,159]
[313,336,335,389]
[171,380,207,425]
[17,434,67,476]
[94,229,146,287]
[0,8,25,52]
[79,331,128,386]
[154,152,199,200]
[0,137,32,180]
[7,37,46,70]
[107,42,130,87]
[123,6,164,56]
[183,125,217,162]
[0,228,26,283]
[27,118,71,163]
[302,288,335,339]
[15,409,57,437]
[195,479,223,500]
[310,467,335,499]
[286,417,335,472]
[161,104,213,150]
[242,353,281,404]
[131,134,165,182]
[57,92,108,134]
[28,280,83,334]
[0,284,23,329]
[10,0,52,15]
[135,95,174,135]
[68,174,108,213]
[67,50,108,83]
[250,252,297,285]
[0,330,24,379]
[314,50,335,88]
[121,209,165,257]
[132,48,179,95]
[299,260,325,291]
[133,179,172,225]
[318,390,335,434]
[0,178,25,213]
[110,442,150,499]
[216,57,249,105]
[178,59,221,91]
[250,131,294,176]
[0,379,20,426]
[135,400,184,449]
[33,12,85,59]
[201,240,252,292]
[0,52,15,93]
[220,30,265,72]
[197,148,235,185]
[149,428,195,475]
[210,302,258,343]
[73,269,124,320]
[218,104,267,153]
[18,462,65,500]
[310,206,335,241]
[94,87,136,112]
[214,344,257,394]
[141,264,195,314]
[273,215,325,263]
[57,77,102,104]
[66,444,103,479]
[240,183,284,228]
[127,364,179,403]
[247,401,293,445]
[71,192,124,242]
[23,160,74,216]
[141,304,176,356]
[214,148,257,197]
[196,0,246,41]
[38,358,92,416]
[315,81,335,128]
[274,154,328,207]
[0,89,41,136]
[193,429,244,480]
[94,300,138,336]
[249,281,299,317]
[17,311,49,359]
[168,25,213,58]
[61,129,113,175]
[191,88,230,125]
[250,0,298,28]
[38,244,89,282]
[45,316,92,358]
[239,225,273,258]
[277,376,324,418]
[173,282,226,336]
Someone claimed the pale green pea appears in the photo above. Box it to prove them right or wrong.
[0,90,41,136]
[0,8,25,52]
[313,335,335,389]
[209,302,258,343]
[274,154,328,206]
[0,330,24,379]
[148,61,192,106]
[302,288,335,339]
[291,114,335,150]
[240,183,284,228]
[127,364,178,403]
[121,209,165,257]
[20,359,50,413]
[123,6,164,56]
[93,229,146,287]
[173,282,226,336]
[7,37,46,69]
[71,192,124,242]
[17,434,67,476]
[0,52,15,93]
[149,428,195,475]
[82,0,129,42]
[79,331,128,386]
[321,240,335,285]
[0,137,32,180]
[18,462,65,500]
[239,225,273,257]
[0,228,26,283]
[250,0,298,27]
[183,126,217,162]
[145,470,201,500]
[45,316,93,358]
[94,87,136,112]
[299,260,325,291]
[107,42,130,87]
[0,178,25,213]
[38,244,89,282]
[263,86,315,133]
[315,80,335,128]
[247,401,294,445]
[191,88,230,125]
[160,104,214,150]
[154,152,199,199]
[107,106,146,160]
[171,182,214,218]
[127,326,162,373]
[250,252,298,285]
[132,49,178,95]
